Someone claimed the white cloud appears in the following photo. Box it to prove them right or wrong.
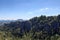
[27,8,49,14]
[27,8,60,16]
[0,17,17,20]
[40,8,49,11]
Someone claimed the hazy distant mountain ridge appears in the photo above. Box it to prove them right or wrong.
[0,19,24,26]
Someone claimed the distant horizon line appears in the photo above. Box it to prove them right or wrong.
[0,14,59,20]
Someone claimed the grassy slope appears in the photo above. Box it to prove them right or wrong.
[0,31,60,40]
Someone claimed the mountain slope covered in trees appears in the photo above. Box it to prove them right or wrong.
[0,15,60,40]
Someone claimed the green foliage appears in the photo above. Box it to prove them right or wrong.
[0,15,60,40]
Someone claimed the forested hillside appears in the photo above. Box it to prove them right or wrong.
[0,15,60,40]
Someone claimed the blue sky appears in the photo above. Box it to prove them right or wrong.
[0,0,60,20]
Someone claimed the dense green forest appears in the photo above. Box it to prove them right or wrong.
[0,15,60,40]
